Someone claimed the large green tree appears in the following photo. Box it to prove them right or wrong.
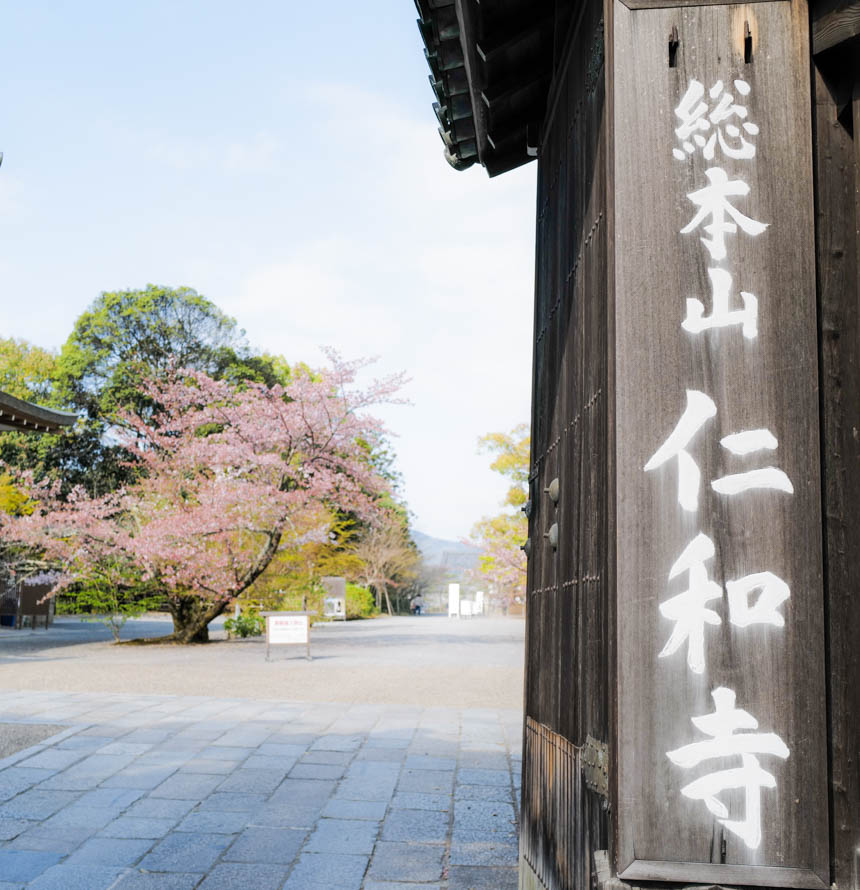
[0,287,288,498]
[56,284,285,421]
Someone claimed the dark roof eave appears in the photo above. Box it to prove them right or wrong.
[0,390,77,434]
[418,0,558,177]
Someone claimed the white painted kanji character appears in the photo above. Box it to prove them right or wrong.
[681,167,768,262]
[712,429,793,496]
[726,571,790,628]
[667,687,789,850]
[682,267,758,339]
[673,79,759,162]
[645,390,716,512]
[705,79,758,161]
[659,533,722,674]
[673,79,710,158]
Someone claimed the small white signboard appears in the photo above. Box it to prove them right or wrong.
[448,583,460,618]
[324,597,346,619]
[321,576,347,621]
[268,614,308,644]
[263,611,312,661]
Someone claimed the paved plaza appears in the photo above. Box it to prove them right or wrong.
[0,617,524,888]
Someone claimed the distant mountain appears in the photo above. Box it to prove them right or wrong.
[412,530,480,571]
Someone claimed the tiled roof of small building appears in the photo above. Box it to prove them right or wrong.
[0,390,77,434]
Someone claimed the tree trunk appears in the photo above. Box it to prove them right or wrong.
[160,529,283,644]
[168,595,229,643]
[382,585,393,617]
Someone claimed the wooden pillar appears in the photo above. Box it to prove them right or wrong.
[811,16,860,888]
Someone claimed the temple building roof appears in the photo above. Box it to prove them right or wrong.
[0,390,77,434]
[415,0,560,176]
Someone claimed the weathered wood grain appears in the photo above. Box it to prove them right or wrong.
[612,0,829,885]
[520,0,612,886]
[812,1,860,53]
[620,0,783,10]
[812,62,860,890]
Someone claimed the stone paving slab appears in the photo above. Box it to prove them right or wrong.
[0,690,522,888]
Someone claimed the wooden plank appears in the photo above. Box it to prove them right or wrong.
[612,0,830,884]
[620,859,829,887]
[812,63,860,890]
[603,0,620,874]
[812,1,860,53]
[620,0,783,9]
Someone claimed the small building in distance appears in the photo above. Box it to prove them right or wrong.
[0,389,76,628]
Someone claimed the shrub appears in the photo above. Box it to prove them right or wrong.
[223,609,265,638]
[346,583,376,618]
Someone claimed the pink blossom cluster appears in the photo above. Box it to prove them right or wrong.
[0,354,404,607]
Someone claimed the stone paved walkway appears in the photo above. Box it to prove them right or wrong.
[0,691,521,889]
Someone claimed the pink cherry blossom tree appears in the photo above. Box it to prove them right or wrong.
[0,355,404,642]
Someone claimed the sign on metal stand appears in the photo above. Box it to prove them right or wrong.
[262,611,315,661]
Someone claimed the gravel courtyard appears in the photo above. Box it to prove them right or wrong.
[0,615,525,889]
[0,616,524,710]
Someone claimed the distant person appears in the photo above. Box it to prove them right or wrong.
[410,594,424,616]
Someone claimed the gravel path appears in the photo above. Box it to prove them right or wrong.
[0,615,525,710]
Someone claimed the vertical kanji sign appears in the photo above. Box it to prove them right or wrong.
[613,0,830,885]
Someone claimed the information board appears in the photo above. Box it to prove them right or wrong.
[267,614,308,644]
[263,611,312,661]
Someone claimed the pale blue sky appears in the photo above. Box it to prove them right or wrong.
[0,2,536,540]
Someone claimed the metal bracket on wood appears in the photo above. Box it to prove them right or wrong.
[582,734,609,797]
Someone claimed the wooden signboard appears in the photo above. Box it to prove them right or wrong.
[612,0,829,885]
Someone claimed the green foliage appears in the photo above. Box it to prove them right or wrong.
[244,582,377,621]
[0,288,291,500]
[0,474,34,516]
[54,284,286,421]
[478,423,530,508]
[0,425,137,499]
[345,582,376,618]
[471,423,530,608]
[223,609,265,638]
[243,508,363,606]
[58,578,164,643]
[0,338,57,403]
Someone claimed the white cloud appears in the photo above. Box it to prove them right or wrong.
[218,83,536,540]
[2,76,535,542]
